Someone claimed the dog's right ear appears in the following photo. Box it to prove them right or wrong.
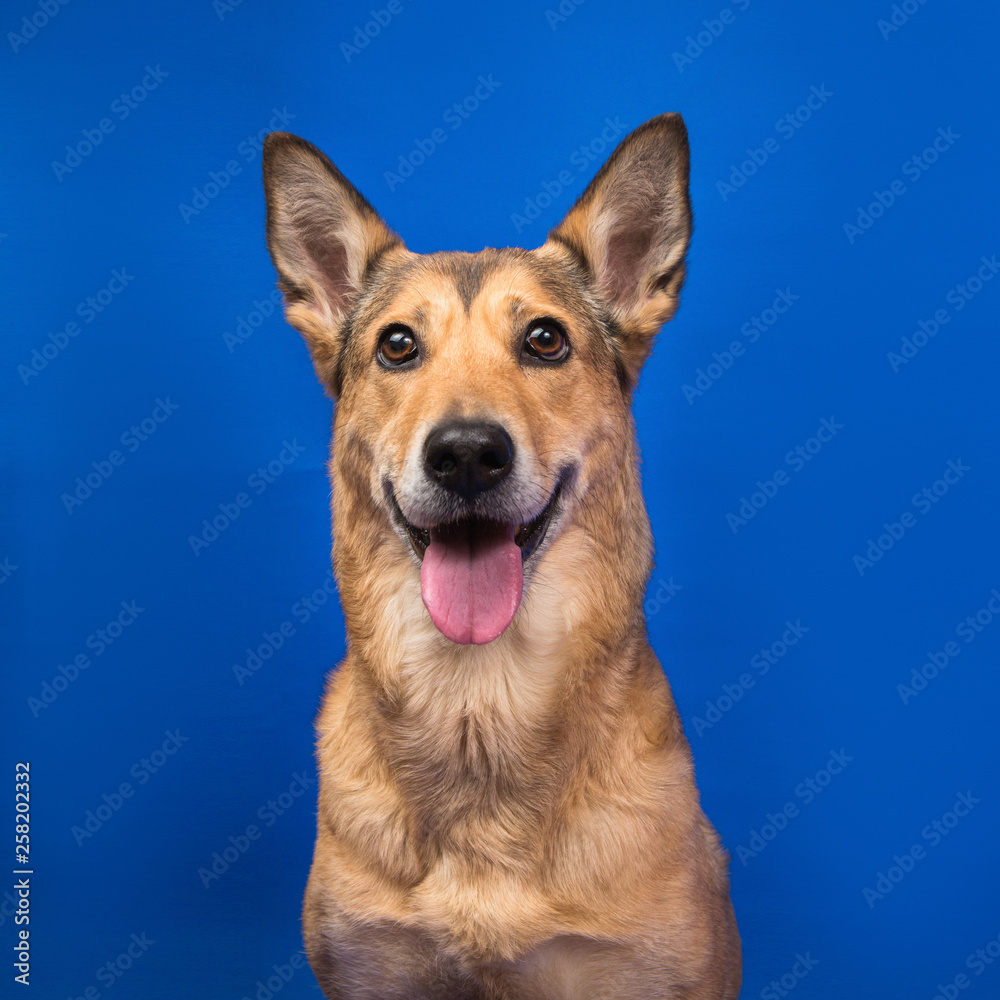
[545,113,691,387]
[263,131,404,395]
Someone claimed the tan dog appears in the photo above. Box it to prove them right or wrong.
[262,114,740,999]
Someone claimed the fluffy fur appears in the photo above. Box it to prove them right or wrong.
[262,113,741,999]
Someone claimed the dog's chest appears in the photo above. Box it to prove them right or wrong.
[403,849,559,959]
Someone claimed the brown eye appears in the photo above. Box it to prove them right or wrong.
[523,321,570,363]
[378,326,418,367]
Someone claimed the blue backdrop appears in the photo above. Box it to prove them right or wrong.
[3,1,999,997]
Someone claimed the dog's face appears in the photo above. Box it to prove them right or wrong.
[263,117,691,646]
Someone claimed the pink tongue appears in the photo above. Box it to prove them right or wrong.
[420,522,523,645]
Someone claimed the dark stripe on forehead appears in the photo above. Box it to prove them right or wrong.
[431,246,589,315]
[428,251,499,313]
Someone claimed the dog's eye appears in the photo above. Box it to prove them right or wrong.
[378,326,419,367]
[522,321,570,363]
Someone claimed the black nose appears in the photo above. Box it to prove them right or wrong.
[423,422,514,500]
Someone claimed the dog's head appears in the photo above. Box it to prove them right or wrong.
[263,116,691,648]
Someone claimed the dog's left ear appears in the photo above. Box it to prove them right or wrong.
[263,131,404,395]
[546,113,691,383]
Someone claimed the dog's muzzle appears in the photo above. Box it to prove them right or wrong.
[386,421,563,646]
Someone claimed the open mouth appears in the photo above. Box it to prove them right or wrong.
[387,484,561,646]
[389,486,560,564]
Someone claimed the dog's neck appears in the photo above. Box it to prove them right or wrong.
[328,432,654,819]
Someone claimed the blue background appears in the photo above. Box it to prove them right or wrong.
[3,0,999,997]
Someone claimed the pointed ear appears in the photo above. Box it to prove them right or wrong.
[262,131,404,394]
[546,113,692,382]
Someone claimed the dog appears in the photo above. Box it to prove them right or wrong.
[262,113,741,999]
